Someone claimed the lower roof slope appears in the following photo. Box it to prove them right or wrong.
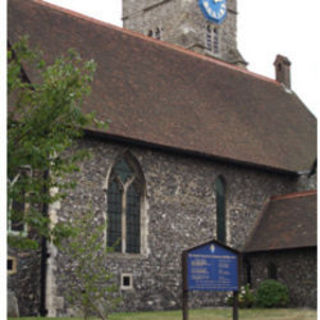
[8,0,317,173]
[245,191,317,252]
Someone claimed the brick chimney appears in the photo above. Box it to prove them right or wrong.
[274,55,291,89]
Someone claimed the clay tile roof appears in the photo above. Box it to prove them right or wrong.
[8,0,317,173]
[244,190,317,252]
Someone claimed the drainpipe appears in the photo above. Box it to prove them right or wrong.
[39,170,49,316]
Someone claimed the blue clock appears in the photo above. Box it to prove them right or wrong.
[198,0,227,24]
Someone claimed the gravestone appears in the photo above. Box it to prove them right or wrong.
[8,290,20,318]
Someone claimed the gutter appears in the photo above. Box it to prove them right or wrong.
[84,129,301,177]
[39,169,49,317]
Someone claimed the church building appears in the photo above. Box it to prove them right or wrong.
[8,0,317,316]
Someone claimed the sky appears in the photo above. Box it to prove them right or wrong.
[44,0,320,118]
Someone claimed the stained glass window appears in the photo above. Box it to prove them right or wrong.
[126,183,140,253]
[215,176,226,243]
[114,159,133,184]
[107,154,143,254]
[107,179,123,252]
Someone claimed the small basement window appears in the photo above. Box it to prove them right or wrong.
[121,273,133,290]
[7,256,17,275]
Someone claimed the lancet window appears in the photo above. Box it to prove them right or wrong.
[107,153,144,254]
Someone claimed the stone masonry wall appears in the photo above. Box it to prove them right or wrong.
[122,0,241,63]
[48,137,313,315]
[246,248,317,308]
[8,247,42,316]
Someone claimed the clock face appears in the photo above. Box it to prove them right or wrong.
[198,0,227,24]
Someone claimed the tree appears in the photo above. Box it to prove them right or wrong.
[8,37,105,248]
[58,207,121,320]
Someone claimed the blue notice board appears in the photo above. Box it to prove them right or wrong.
[187,241,238,291]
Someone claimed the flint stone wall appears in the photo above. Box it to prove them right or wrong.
[123,0,240,63]
[246,248,317,308]
[47,137,314,315]
[7,248,41,316]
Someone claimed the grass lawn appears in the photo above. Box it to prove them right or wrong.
[10,308,317,320]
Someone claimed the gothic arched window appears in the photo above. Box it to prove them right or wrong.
[214,176,226,243]
[107,153,144,254]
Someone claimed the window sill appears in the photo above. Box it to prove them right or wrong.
[7,229,28,237]
[107,252,147,260]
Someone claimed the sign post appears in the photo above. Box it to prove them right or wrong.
[233,291,239,320]
[182,251,188,320]
[182,239,240,320]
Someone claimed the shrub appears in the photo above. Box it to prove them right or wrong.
[226,284,255,308]
[256,280,289,308]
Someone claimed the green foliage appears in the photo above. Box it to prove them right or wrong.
[8,36,107,248]
[256,279,289,308]
[58,207,121,320]
[226,284,255,308]
[7,308,318,320]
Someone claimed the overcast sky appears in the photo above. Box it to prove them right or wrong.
[45,0,320,119]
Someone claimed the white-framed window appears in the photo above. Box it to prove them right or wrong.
[106,152,146,254]
[120,273,133,290]
[7,167,31,236]
[8,198,28,236]
[7,256,18,275]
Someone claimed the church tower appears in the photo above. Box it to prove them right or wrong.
[122,0,246,66]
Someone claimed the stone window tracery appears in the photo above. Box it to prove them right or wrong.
[107,153,144,254]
